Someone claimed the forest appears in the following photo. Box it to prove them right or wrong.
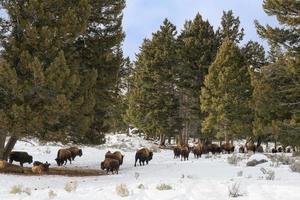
[0,0,299,160]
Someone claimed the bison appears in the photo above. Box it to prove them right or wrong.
[55,149,72,166]
[192,145,202,159]
[180,146,190,161]
[173,146,181,159]
[32,162,50,174]
[105,151,124,165]
[271,148,278,153]
[9,151,33,167]
[257,146,264,153]
[101,158,120,174]
[67,147,83,161]
[221,143,235,154]
[134,148,153,167]
[246,142,256,153]
[277,147,283,153]
[239,146,245,153]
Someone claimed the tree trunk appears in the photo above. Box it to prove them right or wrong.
[0,132,6,160]
[159,134,165,146]
[257,136,262,147]
[3,136,18,161]
[168,136,171,145]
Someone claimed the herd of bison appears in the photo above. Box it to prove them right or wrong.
[3,141,293,175]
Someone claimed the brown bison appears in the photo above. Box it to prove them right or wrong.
[101,158,120,174]
[9,151,33,167]
[105,151,124,165]
[134,148,153,167]
[67,147,83,161]
[286,147,291,153]
[192,145,202,158]
[246,142,256,153]
[277,147,283,153]
[32,162,50,174]
[180,146,190,161]
[55,149,72,166]
[221,143,234,154]
[271,148,278,153]
[173,146,181,159]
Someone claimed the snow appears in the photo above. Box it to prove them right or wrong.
[247,153,270,163]
[0,134,300,200]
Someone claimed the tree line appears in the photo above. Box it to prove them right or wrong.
[0,0,299,160]
[126,0,300,149]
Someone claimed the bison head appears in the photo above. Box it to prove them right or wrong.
[100,161,105,170]
[78,149,83,157]
[55,158,61,166]
[29,156,33,164]
[148,151,153,161]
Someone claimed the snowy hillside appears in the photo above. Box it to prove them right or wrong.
[0,134,300,200]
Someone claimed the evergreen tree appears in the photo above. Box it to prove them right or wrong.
[73,0,126,141]
[254,0,300,146]
[216,10,244,44]
[200,39,252,143]
[177,13,218,142]
[242,41,266,69]
[126,20,182,144]
[0,0,91,159]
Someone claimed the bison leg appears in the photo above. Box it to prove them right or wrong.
[9,159,13,164]
[20,162,23,167]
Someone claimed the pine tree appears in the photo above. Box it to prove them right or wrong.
[177,13,218,142]
[216,10,244,44]
[200,39,252,143]
[0,0,91,159]
[126,20,182,144]
[73,0,126,141]
[254,0,300,146]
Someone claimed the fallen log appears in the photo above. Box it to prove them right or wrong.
[0,160,105,176]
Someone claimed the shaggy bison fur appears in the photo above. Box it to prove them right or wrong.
[134,148,153,167]
[180,146,190,161]
[9,151,33,167]
[101,158,120,174]
[221,143,234,154]
[105,151,124,165]
[67,147,83,161]
[246,143,256,153]
[32,162,50,174]
[55,149,72,166]
[192,145,202,158]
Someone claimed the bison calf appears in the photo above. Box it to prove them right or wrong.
[134,148,153,167]
[9,151,33,167]
[32,162,50,174]
[101,158,120,174]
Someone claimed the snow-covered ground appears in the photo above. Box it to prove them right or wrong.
[0,134,300,200]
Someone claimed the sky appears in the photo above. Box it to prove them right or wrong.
[122,0,279,60]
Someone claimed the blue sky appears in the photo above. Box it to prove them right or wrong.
[123,0,279,60]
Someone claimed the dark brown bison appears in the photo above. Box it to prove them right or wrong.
[180,146,190,161]
[192,145,202,158]
[32,162,50,174]
[9,151,33,167]
[221,143,235,154]
[101,158,120,174]
[105,151,124,165]
[134,148,153,167]
[239,146,245,153]
[272,148,278,153]
[55,149,72,166]
[277,147,283,152]
[286,147,291,153]
[173,146,181,159]
[67,147,83,160]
